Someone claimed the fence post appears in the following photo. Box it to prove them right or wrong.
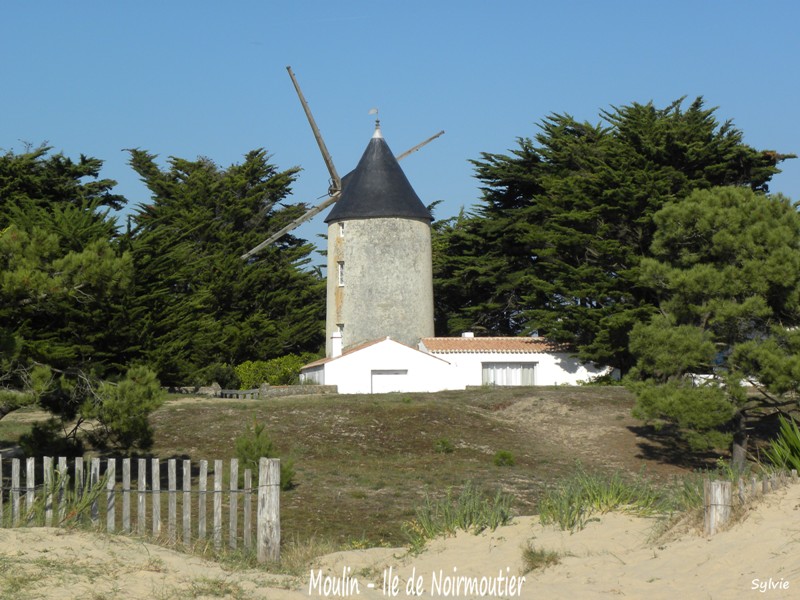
[25,457,35,519]
[57,457,67,523]
[90,458,100,524]
[43,456,53,527]
[12,458,20,526]
[106,459,116,533]
[213,459,222,550]
[182,459,191,546]
[257,457,280,563]
[243,468,252,550]
[198,460,207,540]
[151,458,161,537]
[168,459,177,544]
[122,459,131,533]
[137,458,147,535]
[229,459,239,550]
[704,479,732,536]
[75,457,84,501]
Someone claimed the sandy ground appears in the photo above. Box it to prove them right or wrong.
[2,482,798,599]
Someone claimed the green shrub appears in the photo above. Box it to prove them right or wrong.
[234,420,295,491]
[84,365,164,451]
[234,353,319,389]
[493,450,515,467]
[201,362,239,389]
[434,438,454,454]
[763,415,800,471]
[402,481,513,552]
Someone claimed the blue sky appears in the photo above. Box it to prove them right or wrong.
[2,1,799,252]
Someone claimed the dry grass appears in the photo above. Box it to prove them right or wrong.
[146,386,650,546]
[1,386,687,551]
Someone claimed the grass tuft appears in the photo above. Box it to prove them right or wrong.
[538,464,681,531]
[402,481,513,552]
[521,542,562,573]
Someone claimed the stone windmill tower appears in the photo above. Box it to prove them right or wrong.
[323,121,434,356]
[242,67,442,358]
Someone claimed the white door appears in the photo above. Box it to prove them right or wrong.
[371,369,408,393]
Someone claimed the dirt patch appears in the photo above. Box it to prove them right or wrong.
[493,391,688,478]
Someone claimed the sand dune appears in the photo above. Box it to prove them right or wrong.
[1,482,798,599]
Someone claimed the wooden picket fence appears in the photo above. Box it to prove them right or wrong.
[0,454,280,563]
[704,468,799,535]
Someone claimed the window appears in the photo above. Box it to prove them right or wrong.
[337,261,345,286]
[338,222,345,237]
[481,362,535,386]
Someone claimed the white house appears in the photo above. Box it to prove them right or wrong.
[300,336,453,394]
[299,333,614,394]
[419,335,614,387]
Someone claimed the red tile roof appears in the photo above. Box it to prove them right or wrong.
[420,336,571,354]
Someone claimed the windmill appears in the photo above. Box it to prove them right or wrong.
[240,66,444,260]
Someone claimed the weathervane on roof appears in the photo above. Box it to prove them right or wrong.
[369,107,380,133]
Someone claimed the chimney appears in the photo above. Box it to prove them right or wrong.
[461,331,475,338]
[331,331,343,358]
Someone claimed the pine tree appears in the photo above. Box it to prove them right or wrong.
[434,98,792,371]
[628,187,800,467]
[128,149,325,385]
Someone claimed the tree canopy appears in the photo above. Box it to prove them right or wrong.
[128,149,325,386]
[628,186,800,466]
[433,97,792,372]
[0,145,326,449]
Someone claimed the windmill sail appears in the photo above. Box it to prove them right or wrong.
[241,67,444,260]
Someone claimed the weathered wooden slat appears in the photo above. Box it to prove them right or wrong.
[90,458,101,524]
[43,456,53,526]
[704,479,731,536]
[122,458,131,533]
[12,458,20,526]
[168,459,177,544]
[151,458,161,537]
[106,459,116,533]
[57,457,67,523]
[257,458,280,563]
[213,459,223,550]
[182,459,192,546]
[25,457,35,518]
[137,458,147,535]
[198,460,207,540]
[229,459,239,550]
[75,457,84,500]
[243,468,252,550]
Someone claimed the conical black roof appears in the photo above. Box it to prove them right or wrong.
[325,127,432,223]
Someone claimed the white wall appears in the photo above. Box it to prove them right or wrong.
[428,352,613,387]
[307,338,454,394]
[301,341,616,394]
